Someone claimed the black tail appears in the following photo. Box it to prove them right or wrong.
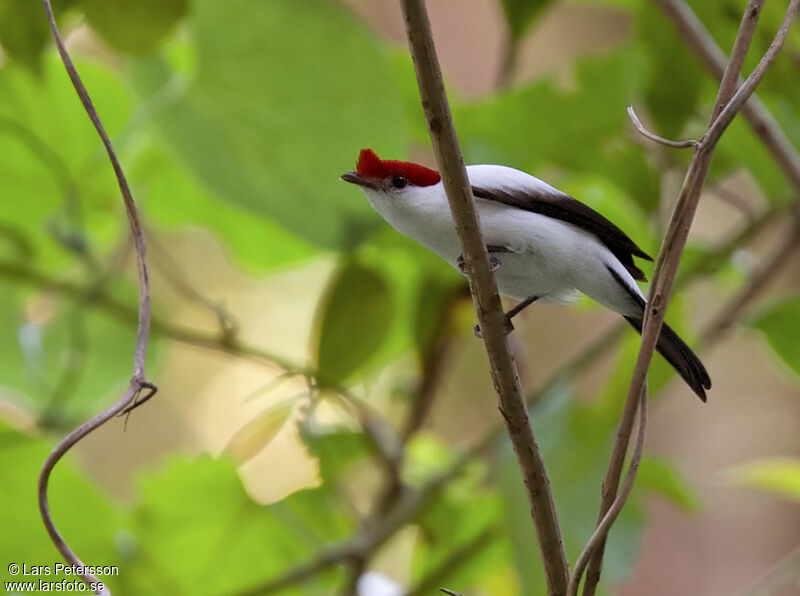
[623,316,711,401]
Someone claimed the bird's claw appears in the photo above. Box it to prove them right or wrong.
[473,315,514,338]
[456,254,466,274]
[456,253,501,275]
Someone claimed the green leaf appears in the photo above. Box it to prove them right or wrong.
[131,140,318,272]
[412,274,466,364]
[752,296,800,377]
[638,2,705,139]
[500,0,553,42]
[300,428,371,487]
[131,0,410,249]
[412,476,504,592]
[0,424,123,588]
[724,457,800,503]
[456,47,652,207]
[0,0,75,72]
[404,433,460,487]
[637,456,700,512]
[713,116,795,205]
[0,278,161,423]
[0,56,131,270]
[127,455,351,594]
[313,260,394,384]
[225,400,296,464]
[81,0,187,55]
[571,0,636,6]
[352,228,462,375]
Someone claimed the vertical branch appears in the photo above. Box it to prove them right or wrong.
[37,2,157,594]
[581,2,799,594]
[398,0,569,593]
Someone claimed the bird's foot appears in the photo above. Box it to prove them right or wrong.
[456,253,501,275]
[473,315,514,338]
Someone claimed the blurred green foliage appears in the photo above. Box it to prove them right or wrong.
[314,259,394,384]
[0,0,798,594]
[752,296,800,377]
[724,457,800,503]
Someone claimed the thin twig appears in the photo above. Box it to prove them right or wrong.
[399,0,569,592]
[37,2,156,593]
[627,106,699,148]
[582,3,798,594]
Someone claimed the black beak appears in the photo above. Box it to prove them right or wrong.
[341,171,379,190]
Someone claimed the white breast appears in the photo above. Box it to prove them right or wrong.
[359,167,644,316]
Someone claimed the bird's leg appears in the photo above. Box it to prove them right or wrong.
[474,295,540,338]
[456,245,510,274]
[505,294,540,321]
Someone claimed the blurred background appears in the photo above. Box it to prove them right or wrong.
[1,0,799,594]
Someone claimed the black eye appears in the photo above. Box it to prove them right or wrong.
[392,174,408,189]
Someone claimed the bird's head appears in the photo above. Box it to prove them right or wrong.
[341,149,441,196]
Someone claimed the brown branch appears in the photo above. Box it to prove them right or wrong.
[582,3,798,594]
[398,0,569,593]
[37,1,157,592]
[627,106,699,148]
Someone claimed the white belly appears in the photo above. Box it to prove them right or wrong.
[364,189,644,315]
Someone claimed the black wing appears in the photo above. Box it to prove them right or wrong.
[472,185,653,281]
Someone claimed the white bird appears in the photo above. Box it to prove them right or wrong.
[342,148,711,401]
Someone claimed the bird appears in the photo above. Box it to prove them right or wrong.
[342,148,711,401]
